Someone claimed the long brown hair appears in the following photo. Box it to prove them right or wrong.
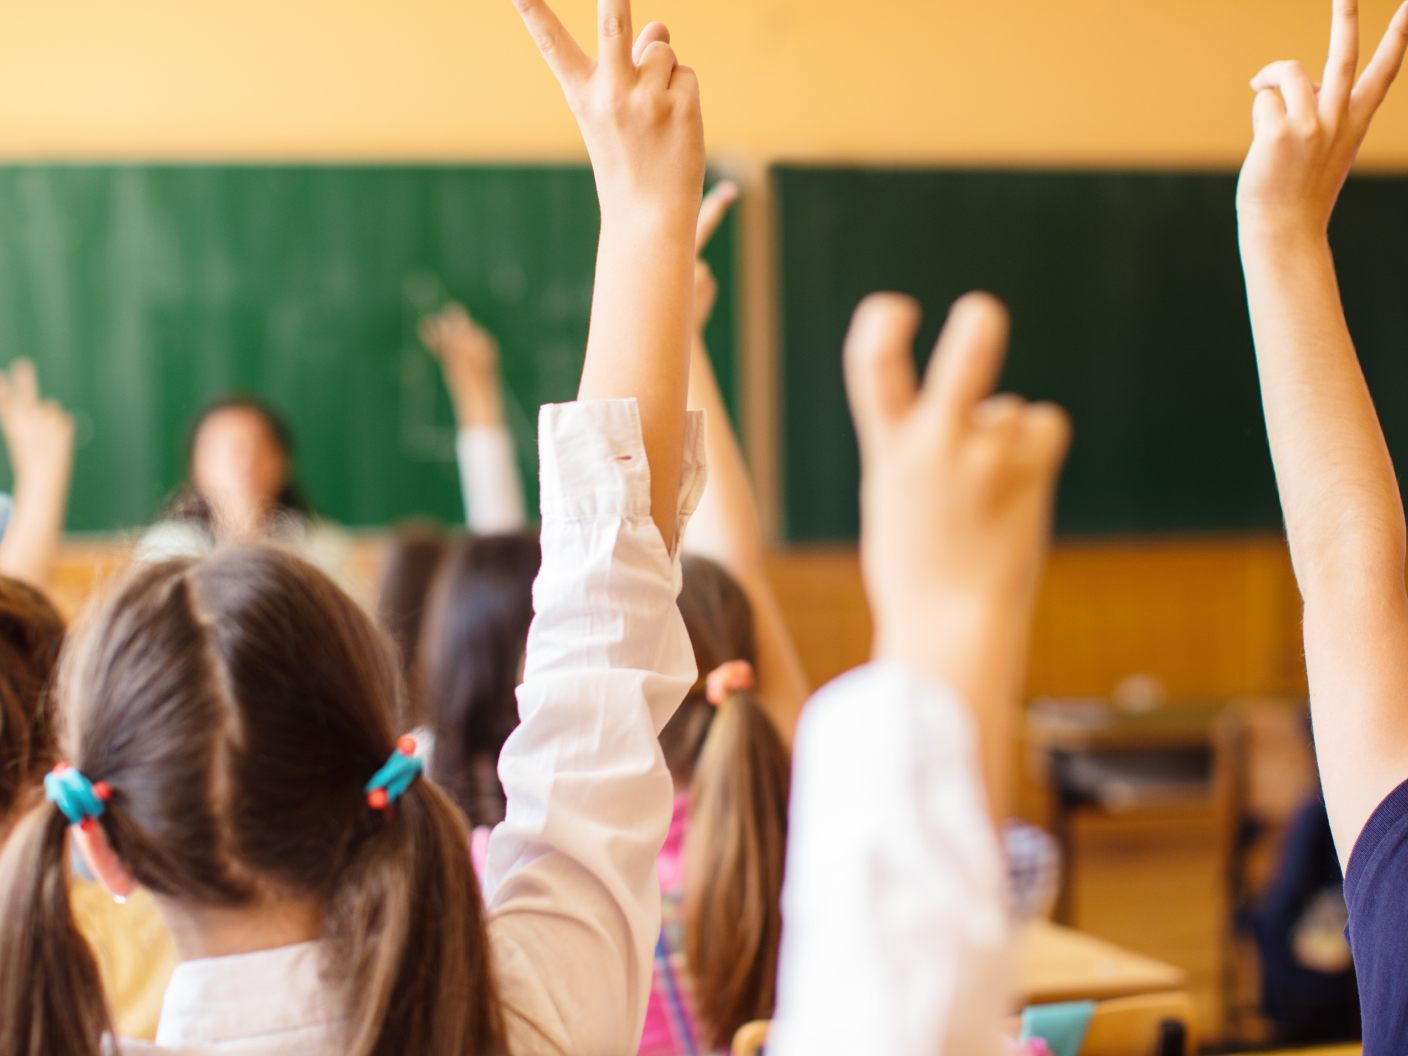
[419,532,541,827]
[376,522,453,725]
[667,555,791,1050]
[0,546,505,1055]
[0,576,65,832]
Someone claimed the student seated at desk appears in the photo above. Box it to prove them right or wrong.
[1238,0,1408,1052]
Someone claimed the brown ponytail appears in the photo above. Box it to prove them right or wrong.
[0,546,506,1056]
[666,556,791,1050]
[325,780,503,1055]
[0,806,112,1056]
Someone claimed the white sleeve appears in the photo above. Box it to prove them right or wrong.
[456,425,528,534]
[768,662,1013,1056]
[133,521,210,564]
[482,399,706,1055]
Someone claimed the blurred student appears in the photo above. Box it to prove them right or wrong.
[0,360,176,1041]
[0,358,72,829]
[771,291,1069,1056]
[374,521,452,723]
[0,0,707,1049]
[1236,2,1408,1051]
[138,395,356,591]
[420,529,541,837]
[373,307,527,714]
[420,303,528,535]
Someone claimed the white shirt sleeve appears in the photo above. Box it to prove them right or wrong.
[482,399,706,1055]
[456,424,529,534]
[768,662,1013,1056]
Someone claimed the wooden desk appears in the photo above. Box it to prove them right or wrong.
[1019,920,1187,1005]
[1241,1048,1359,1056]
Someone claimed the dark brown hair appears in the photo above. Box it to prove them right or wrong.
[163,395,312,529]
[376,523,453,725]
[420,532,541,827]
[0,576,65,833]
[666,555,791,1050]
[0,546,504,1055]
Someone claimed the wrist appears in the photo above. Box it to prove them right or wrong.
[872,592,1016,686]
[599,196,698,239]
[1237,207,1329,251]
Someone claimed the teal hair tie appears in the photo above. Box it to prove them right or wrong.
[44,764,112,827]
[365,735,423,812]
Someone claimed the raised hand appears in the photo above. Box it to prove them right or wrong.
[845,294,1068,811]
[513,0,704,547]
[693,181,738,333]
[420,304,507,428]
[0,359,75,588]
[514,0,704,220]
[847,293,1068,665]
[1238,0,1408,234]
[0,360,74,500]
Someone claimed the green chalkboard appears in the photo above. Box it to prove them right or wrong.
[775,166,1408,540]
[0,164,738,533]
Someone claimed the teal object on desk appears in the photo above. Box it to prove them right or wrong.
[1021,1000,1096,1056]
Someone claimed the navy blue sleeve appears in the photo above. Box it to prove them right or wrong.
[1345,777,1408,1053]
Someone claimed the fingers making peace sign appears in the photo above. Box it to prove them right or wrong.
[1238,0,1408,233]
[513,0,705,219]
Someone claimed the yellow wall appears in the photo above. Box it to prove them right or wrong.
[2,0,1408,166]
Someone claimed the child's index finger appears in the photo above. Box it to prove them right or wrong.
[598,0,634,74]
[512,0,591,87]
[921,293,1010,430]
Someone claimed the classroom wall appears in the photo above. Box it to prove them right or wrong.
[4,0,1360,702]
[2,0,1408,166]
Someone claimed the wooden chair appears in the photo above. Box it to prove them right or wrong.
[1080,991,1198,1056]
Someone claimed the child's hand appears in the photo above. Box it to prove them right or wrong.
[1237,0,1408,236]
[844,293,1069,681]
[419,304,507,428]
[514,0,704,222]
[692,181,737,333]
[0,360,75,488]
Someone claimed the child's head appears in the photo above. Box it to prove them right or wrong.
[376,523,453,723]
[0,546,503,1055]
[669,555,791,1049]
[173,396,309,528]
[420,532,541,827]
[0,576,64,831]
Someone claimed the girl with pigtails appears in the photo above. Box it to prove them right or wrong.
[0,0,708,1049]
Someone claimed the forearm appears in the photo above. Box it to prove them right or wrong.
[876,597,1031,823]
[579,208,696,548]
[449,376,506,430]
[1241,221,1408,595]
[686,338,809,736]
[0,470,70,589]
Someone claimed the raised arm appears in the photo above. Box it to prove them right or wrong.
[515,0,702,546]
[482,0,705,1049]
[1237,0,1408,861]
[770,293,1069,1056]
[0,360,75,590]
[685,182,811,739]
[420,304,529,533]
